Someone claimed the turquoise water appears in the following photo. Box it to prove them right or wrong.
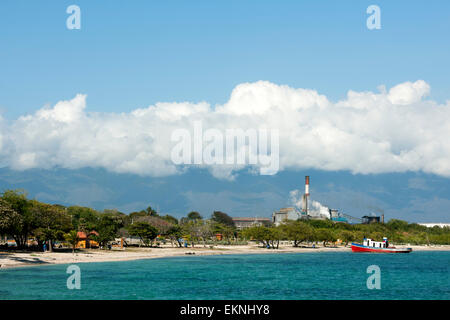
[0,251,449,300]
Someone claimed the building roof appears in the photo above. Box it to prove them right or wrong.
[77,231,99,239]
[276,207,296,213]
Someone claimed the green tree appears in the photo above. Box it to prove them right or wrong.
[242,226,278,249]
[269,227,284,249]
[386,219,409,231]
[0,199,23,245]
[187,211,203,221]
[166,225,184,247]
[369,231,384,242]
[128,222,158,247]
[279,220,314,247]
[91,213,123,248]
[0,190,34,249]
[134,215,172,236]
[212,222,236,243]
[128,206,159,221]
[67,206,99,231]
[305,219,334,229]
[211,211,235,228]
[338,230,356,246]
[64,230,80,253]
[160,214,179,225]
[198,220,215,247]
[30,201,71,252]
[182,219,212,247]
[315,228,336,247]
[145,206,158,216]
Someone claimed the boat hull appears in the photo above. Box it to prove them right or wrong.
[351,243,412,253]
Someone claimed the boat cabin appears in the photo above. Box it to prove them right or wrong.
[363,237,389,248]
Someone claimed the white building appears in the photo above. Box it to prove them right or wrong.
[418,223,450,228]
[232,217,272,230]
[272,207,305,226]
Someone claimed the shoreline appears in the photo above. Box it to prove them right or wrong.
[1,244,450,270]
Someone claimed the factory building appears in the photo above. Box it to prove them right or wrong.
[273,175,389,226]
[274,175,351,224]
[272,207,306,226]
[329,209,348,222]
[232,217,272,230]
[362,215,381,224]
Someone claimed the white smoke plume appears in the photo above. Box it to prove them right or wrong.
[289,189,303,209]
[289,189,330,218]
[1,80,449,180]
[309,200,331,219]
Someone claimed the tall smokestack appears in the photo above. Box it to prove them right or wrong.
[305,176,310,196]
[305,176,310,215]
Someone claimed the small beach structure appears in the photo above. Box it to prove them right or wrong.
[76,231,99,249]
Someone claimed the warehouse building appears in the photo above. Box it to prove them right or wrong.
[232,217,272,230]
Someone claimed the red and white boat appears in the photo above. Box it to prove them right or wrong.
[351,237,412,253]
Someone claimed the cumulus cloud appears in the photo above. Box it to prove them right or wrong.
[1,80,449,179]
[387,80,430,105]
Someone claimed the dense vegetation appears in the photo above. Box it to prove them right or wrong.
[242,219,450,248]
[0,189,449,251]
[0,189,238,251]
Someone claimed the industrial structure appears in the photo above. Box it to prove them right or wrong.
[418,223,450,228]
[302,176,310,215]
[232,217,272,230]
[362,215,381,224]
[272,176,383,225]
[272,207,305,226]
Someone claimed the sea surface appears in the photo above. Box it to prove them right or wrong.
[0,251,449,300]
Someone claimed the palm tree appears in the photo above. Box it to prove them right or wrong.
[64,230,80,254]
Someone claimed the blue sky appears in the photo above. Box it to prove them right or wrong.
[0,1,449,222]
[1,0,449,117]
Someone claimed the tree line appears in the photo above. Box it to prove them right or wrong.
[1,189,449,252]
[242,218,450,248]
[0,189,238,251]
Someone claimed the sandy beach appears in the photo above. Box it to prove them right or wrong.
[1,243,449,269]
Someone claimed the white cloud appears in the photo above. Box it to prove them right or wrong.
[1,80,449,179]
[387,80,430,105]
